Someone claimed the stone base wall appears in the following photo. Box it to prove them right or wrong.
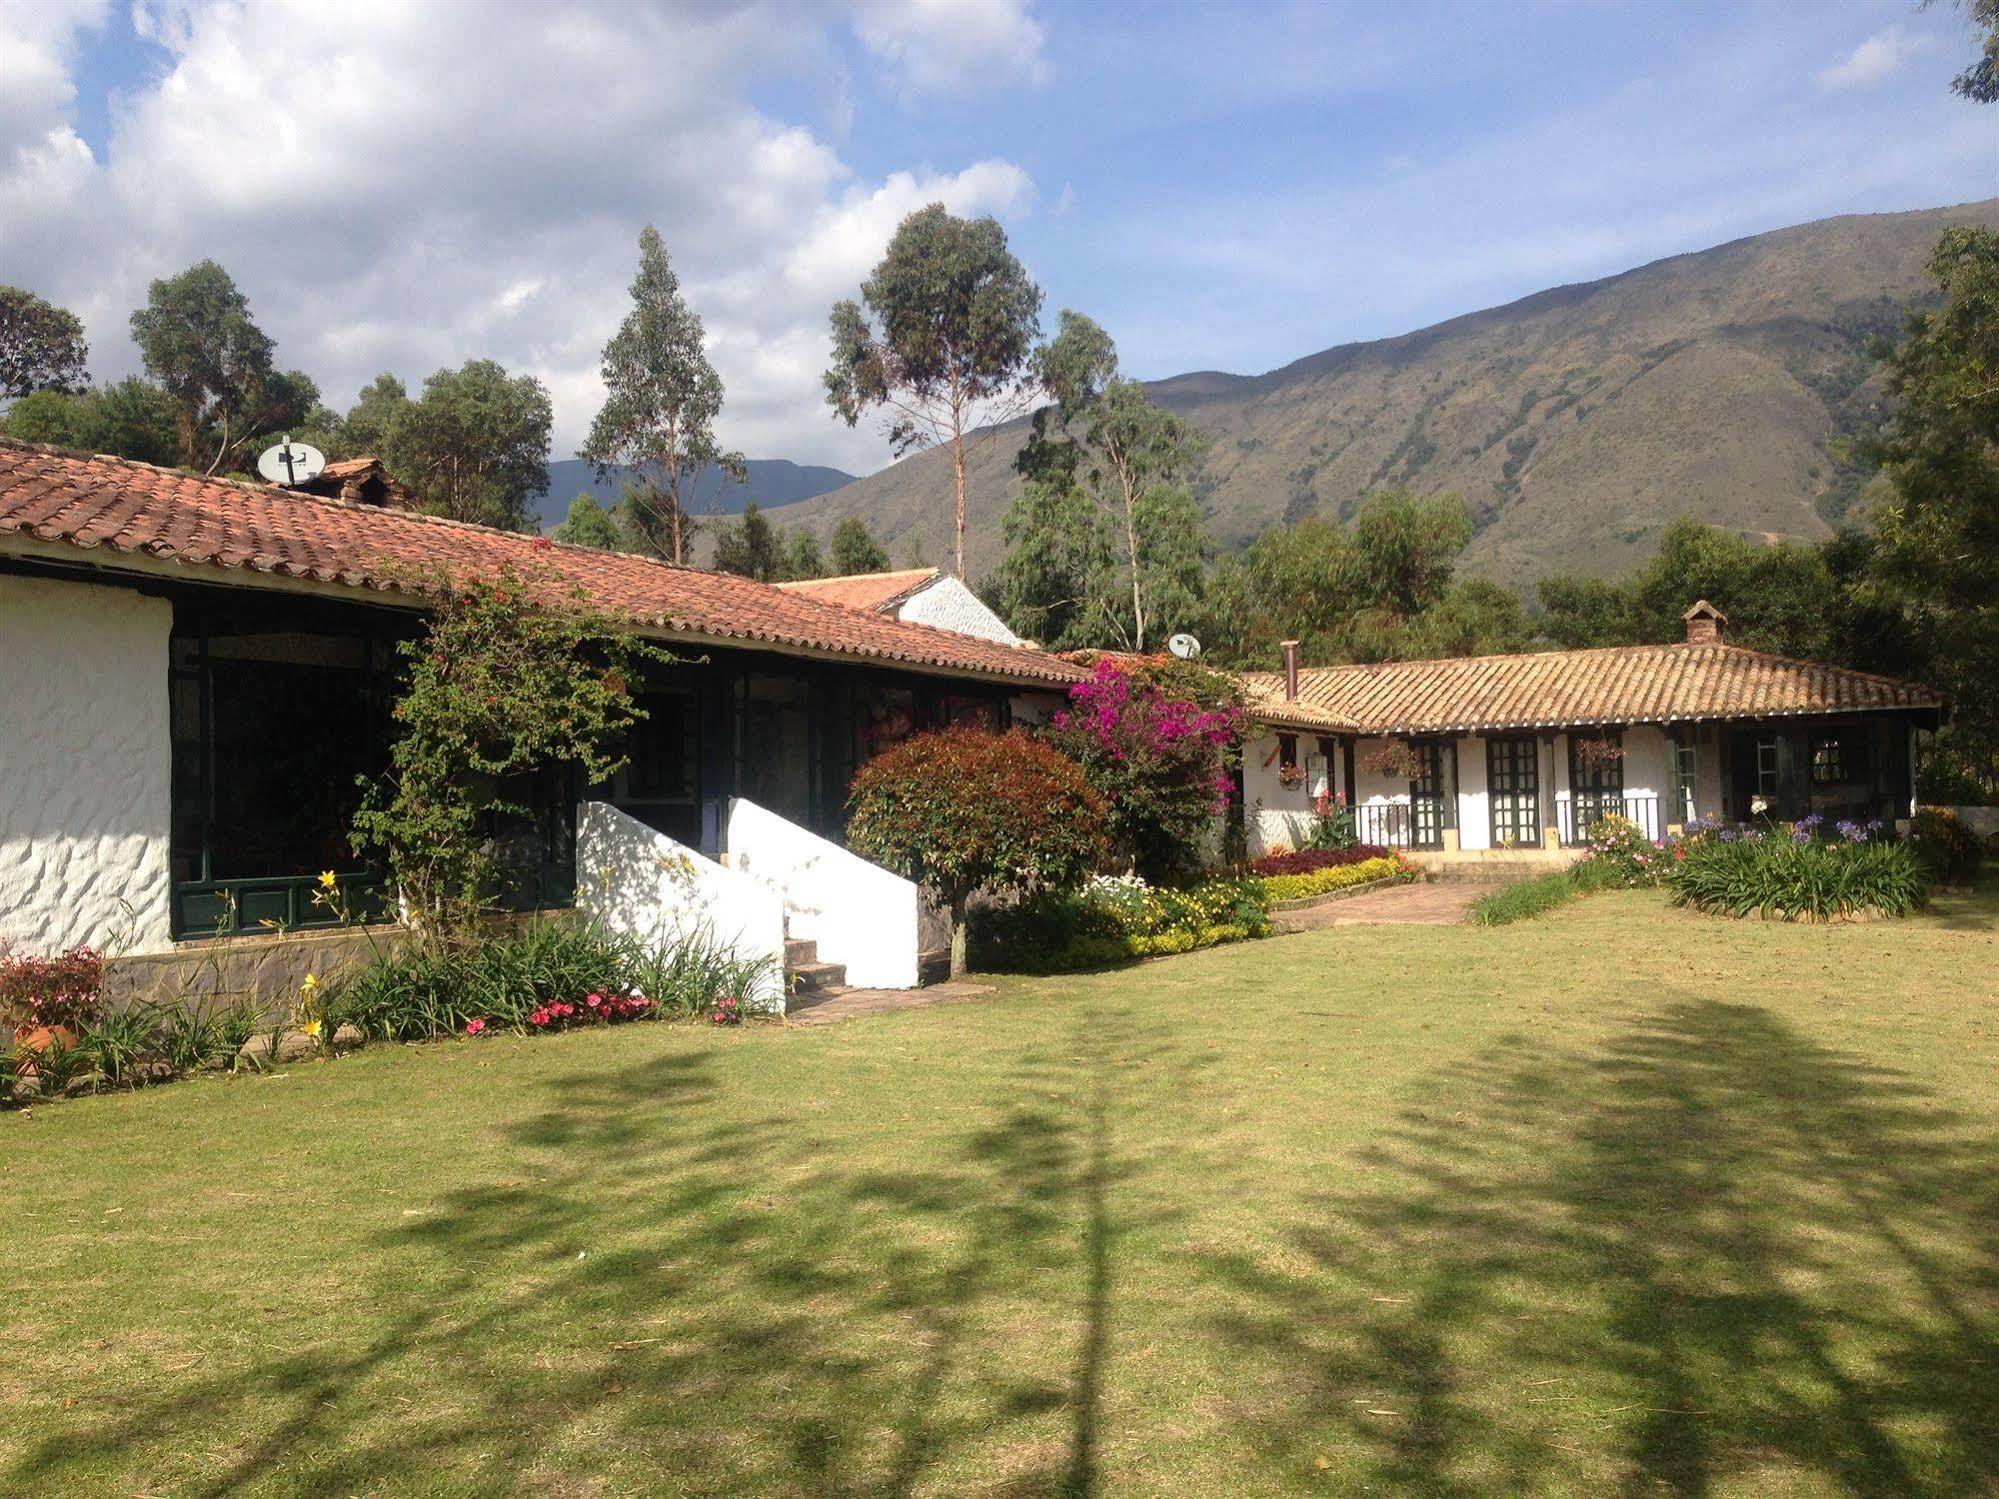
[102,925,413,1019]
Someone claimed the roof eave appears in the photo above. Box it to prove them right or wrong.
[0,530,1086,691]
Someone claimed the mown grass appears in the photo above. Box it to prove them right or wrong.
[4,888,1996,1496]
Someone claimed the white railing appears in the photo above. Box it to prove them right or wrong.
[575,802,787,1012]
[725,798,921,990]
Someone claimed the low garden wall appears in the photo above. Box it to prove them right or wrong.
[103,924,412,1018]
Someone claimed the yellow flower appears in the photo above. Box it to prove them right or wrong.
[302,1018,323,1039]
[318,870,338,891]
[301,973,321,995]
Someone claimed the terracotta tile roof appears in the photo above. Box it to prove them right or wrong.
[775,567,939,613]
[1239,642,1940,735]
[0,440,1087,688]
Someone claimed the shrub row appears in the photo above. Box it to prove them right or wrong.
[1257,854,1415,904]
[1247,844,1392,877]
[970,875,1271,973]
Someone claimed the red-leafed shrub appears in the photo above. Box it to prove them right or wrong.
[848,728,1111,976]
[0,941,104,1033]
[1249,845,1391,876]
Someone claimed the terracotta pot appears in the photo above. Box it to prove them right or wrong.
[12,1023,79,1056]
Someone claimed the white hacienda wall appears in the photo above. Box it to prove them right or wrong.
[1457,735,1492,851]
[894,575,1020,645]
[575,801,787,1011]
[1243,730,1316,856]
[1351,737,1413,843]
[1548,727,1671,840]
[725,797,920,990]
[0,575,174,956]
[1244,723,1698,858]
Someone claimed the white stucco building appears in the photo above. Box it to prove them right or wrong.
[0,441,1078,1008]
[1237,606,1938,864]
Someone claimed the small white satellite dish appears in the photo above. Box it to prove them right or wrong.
[1167,632,1203,660]
[257,437,326,488]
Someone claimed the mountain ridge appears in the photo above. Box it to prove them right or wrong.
[756,199,1999,585]
[533,456,855,532]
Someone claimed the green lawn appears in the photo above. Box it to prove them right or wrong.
[6,889,1996,1497]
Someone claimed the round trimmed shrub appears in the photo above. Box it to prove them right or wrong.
[1911,807,1983,882]
[847,728,1112,976]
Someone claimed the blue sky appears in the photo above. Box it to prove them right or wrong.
[3,1,1993,470]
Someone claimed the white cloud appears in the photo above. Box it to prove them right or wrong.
[0,0,1042,473]
[1818,26,1921,90]
[853,0,1049,95]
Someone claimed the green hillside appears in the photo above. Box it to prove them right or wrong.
[766,200,1999,587]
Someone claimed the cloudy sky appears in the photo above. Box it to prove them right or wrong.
[3,0,1994,475]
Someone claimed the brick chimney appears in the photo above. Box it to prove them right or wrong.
[1683,599,1727,645]
[1280,639,1301,700]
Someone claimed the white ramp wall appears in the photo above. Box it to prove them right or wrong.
[726,797,921,990]
[575,802,787,1012]
[0,575,174,956]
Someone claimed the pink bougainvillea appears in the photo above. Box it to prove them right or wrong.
[1050,661,1244,811]
[1044,658,1249,882]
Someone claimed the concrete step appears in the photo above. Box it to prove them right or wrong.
[784,937,818,966]
[787,958,847,993]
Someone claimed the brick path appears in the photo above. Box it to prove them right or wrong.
[1273,881,1491,930]
[789,883,1489,1025]
[786,979,998,1026]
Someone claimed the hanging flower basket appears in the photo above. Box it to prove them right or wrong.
[1358,741,1424,781]
[1573,735,1626,768]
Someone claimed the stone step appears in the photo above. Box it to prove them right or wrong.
[785,983,851,1015]
[784,937,818,966]
[787,958,847,993]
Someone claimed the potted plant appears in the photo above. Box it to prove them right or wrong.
[0,941,103,1057]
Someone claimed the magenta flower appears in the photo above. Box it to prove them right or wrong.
[465,1017,486,1035]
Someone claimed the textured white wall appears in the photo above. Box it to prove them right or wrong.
[575,802,787,1011]
[0,576,173,956]
[1009,688,1068,727]
[1457,736,1491,850]
[1551,727,1670,839]
[726,797,920,989]
[894,576,1020,645]
[1243,730,1316,856]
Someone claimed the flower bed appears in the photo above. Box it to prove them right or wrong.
[1256,854,1417,904]
[1664,832,1928,920]
[2,921,772,1109]
[333,921,770,1040]
[1247,844,1392,877]
[970,873,1271,973]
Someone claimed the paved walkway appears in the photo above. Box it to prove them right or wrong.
[1273,880,1491,931]
[786,979,998,1026]
[791,883,1487,1025]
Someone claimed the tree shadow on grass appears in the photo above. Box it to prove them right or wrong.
[7,1009,1195,1495]
[1204,995,1999,1496]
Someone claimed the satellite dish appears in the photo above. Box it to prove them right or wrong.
[257,438,326,488]
[1167,632,1203,660]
